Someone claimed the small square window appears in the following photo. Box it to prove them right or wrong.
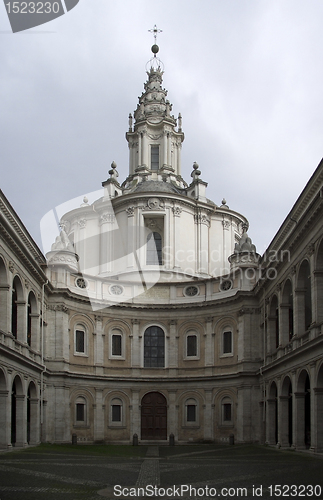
[187,335,197,357]
[187,404,196,422]
[223,331,232,354]
[112,405,121,422]
[112,334,122,356]
[75,330,85,353]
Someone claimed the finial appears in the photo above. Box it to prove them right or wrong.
[108,161,119,180]
[178,113,182,132]
[146,25,164,72]
[149,24,162,56]
[128,113,133,132]
[191,162,201,180]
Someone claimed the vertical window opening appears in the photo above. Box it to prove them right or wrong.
[147,232,162,265]
[144,326,165,367]
[151,146,159,170]
[223,330,232,354]
[187,335,197,357]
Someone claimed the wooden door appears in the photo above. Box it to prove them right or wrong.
[141,392,167,440]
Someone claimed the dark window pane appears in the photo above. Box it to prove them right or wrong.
[76,403,85,421]
[187,405,196,422]
[223,403,232,421]
[112,405,121,422]
[147,232,162,265]
[75,330,85,353]
[223,331,232,354]
[112,334,122,356]
[187,335,197,356]
[151,146,159,170]
[144,326,164,367]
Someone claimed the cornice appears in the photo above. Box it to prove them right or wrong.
[0,222,47,284]
[0,191,45,265]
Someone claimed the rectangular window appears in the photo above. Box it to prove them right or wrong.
[76,403,85,422]
[223,403,232,422]
[187,405,196,422]
[151,146,159,170]
[112,334,122,356]
[223,331,232,354]
[75,330,85,353]
[187,335,197,357]
[112,405,121,422]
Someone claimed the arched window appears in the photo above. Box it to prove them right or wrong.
[221,397,233,424]
[147,232,162,265]
[75,396,87,425]
[185,398,198,425]
[11,287,17,339]
[74,324,87,355]
[222,329,233,355]
[144,326,165,367]
[110,397,123,425]
[110,328,123,358]
[27,291,37,347]
[185,331,199,358]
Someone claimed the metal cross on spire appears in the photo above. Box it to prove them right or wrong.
[148,24,162,45]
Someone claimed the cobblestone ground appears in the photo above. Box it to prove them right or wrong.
[0,444,322,500]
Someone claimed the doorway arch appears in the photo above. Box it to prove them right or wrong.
[141,392,167,440]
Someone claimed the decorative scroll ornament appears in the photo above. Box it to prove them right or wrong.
[100,213,115,225]
[78,219,87,229]
[126,206,135,217]
[172,206,182,217]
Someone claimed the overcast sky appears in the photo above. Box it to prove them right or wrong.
[1,0,323,256]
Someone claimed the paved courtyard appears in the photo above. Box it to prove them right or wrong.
[0,444,322,500]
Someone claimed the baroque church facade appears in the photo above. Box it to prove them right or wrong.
[0,45,323,451]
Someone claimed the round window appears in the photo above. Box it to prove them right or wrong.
[184,286,199,297]
[220,280,232,292]
[75,277,88,289]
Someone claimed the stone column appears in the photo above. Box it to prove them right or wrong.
[94,389,104,443]
[132,391,141,439]
[164,207,170,269]
[54,386,70,442]
[138,133,142,166]
[15,394,26,447]
[29,398,40,445]
[30,313,40,352]
[314,388,323,452]
[294,289,306,336]
[142,132,147,167]
[16,301,26,343]
[205,317,214,367]
[163,132,167,166]
[0,390,9,448]
[279,396,289,447]
[131,320,141,367]
[204,390,213,441]
[309,362,316,452]
[294,392,306,449]
[172,206,182,269]
[313,270,323,324]
[0,285,10,333]
[94,316,104,374]
[279,304,290,346]
[168,320,178,369]
[127,207,135,268]
[266,398,277,445]
[168,390,177,440]
[167,133,171,166]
